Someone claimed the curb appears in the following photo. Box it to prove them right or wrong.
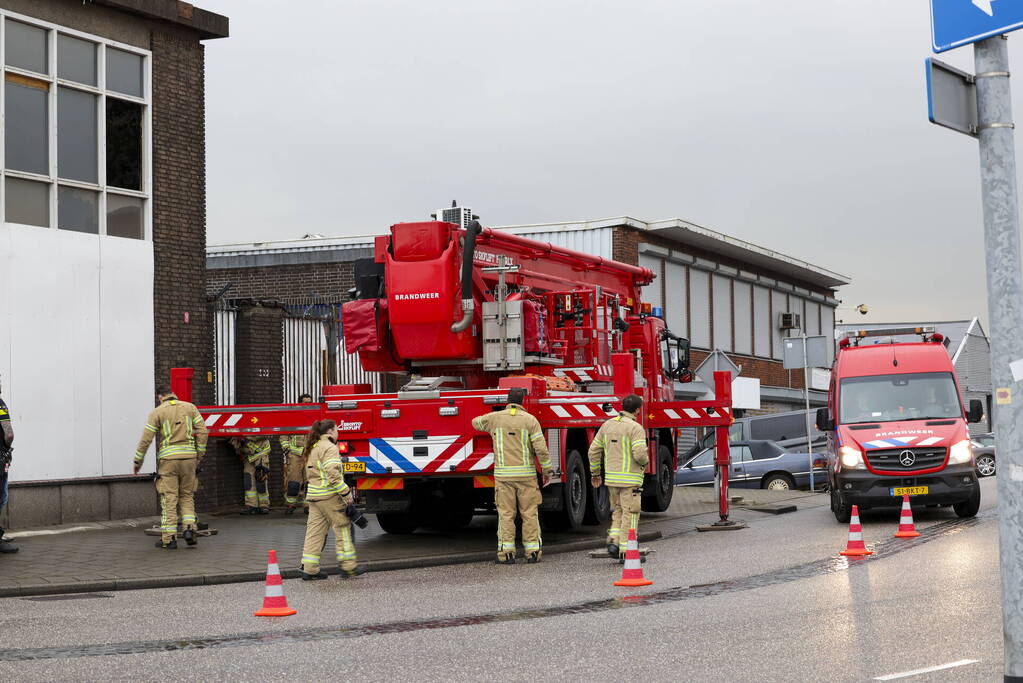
[0,530,662,599]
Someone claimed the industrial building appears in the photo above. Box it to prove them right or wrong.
[0,0,228,527]
[207,211,850,427]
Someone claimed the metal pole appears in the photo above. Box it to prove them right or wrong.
[803,333,814,491]
[974,35,1023,681]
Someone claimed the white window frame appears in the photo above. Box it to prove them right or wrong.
[0,10,152,240]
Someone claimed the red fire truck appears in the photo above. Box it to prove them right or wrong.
[190,216,736,533]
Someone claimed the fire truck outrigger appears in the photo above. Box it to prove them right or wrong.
[185,211,739,533]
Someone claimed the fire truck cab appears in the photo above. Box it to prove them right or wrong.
[818,326,985,523]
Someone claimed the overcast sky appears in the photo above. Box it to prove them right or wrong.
[198,0,1012,326]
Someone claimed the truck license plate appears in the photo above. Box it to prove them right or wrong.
[891,486,928,496]
[344,462,367,473]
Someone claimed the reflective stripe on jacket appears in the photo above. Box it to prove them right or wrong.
[134,394,208,465]
[587,411,649,487]
[472,404,552,479]
[280,434,307,456]
[305,435,351,500]
[234,437,271,464]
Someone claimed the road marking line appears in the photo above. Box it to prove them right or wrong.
[874,659,979,680]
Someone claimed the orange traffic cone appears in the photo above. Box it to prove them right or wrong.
[893,494,920,538]
[254,549,297,617]
[839,505,874,557]
[614,528,653,587]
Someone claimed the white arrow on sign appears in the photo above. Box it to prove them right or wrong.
[973,0,995,17]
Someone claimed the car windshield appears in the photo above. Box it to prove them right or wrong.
[839,372,962,424]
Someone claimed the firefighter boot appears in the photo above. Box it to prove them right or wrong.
[607,543,619,558]
[341,565,367,579]
[285,505,296,516]
[495,553,516,565]
[183,529,197,546]
[526,551,541,564]
[0,528,18,554]
[302,571,328,581]
[155,539,178,549]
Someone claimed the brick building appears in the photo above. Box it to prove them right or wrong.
[0,1,227,528]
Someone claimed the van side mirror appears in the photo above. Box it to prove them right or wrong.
[815,407,834,431]
[967,399,984,424]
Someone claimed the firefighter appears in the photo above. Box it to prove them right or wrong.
[301,419,364,580]
[471,387,553,565]
[588,393,648,560]
[279,393,313,515]
[134,386,208,549]
[231,436,272,514]
[0,377,17,554]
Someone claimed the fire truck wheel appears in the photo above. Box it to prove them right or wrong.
[375,512,420,535]
[547,449,588,531]
[953,486,981,518]
[583,477,611,526]
[641,445,674,512]
[830,488,851,524]
[428,502,475,531]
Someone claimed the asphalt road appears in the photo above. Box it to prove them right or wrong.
[0,477,1004,682]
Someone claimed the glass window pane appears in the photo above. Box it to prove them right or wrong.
[106,194,143,239]
[58,186,98,233]
[57,34,96,85]
[4,77,49,175]
[58,87,98,183]
[6,20,48,74]
[106,98,142,190]
[106,48,142,97]
[5,177,49,227]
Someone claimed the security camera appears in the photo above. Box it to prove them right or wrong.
[856,304,868,316]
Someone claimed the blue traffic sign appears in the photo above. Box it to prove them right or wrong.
[931,0,1023,52]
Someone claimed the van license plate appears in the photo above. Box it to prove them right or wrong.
[344,462,366,473]
[891,486,928,496]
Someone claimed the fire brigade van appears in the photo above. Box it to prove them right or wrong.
[817,326,985,523]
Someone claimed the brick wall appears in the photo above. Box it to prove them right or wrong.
[690,349,803,390]
[207,262,356,301]
[151,29,214,405]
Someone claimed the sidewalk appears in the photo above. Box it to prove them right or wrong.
[0,487,821,597]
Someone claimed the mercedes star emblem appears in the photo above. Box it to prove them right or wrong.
[899,450,916,467]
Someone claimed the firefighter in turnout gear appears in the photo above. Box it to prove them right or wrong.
[588,394,648,559]
[134,387,208,549]
[279,393,314,514]
[231,436,272,514]
[472,387,553,564]
[300,419,364,580]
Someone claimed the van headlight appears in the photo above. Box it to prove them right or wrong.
[948,439,974,465]
[840,446,866,470]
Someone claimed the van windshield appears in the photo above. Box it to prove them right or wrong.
[839,372,962,424]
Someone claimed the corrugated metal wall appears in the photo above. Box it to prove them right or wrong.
[754,285,771,357]
[690,270,711,348]
[956,328,992,435]
[282,317,327,403]
[734,281,752,355]
[639,254,663,309]
[213,306,237,405]
[664,261,687,338]
[502,226,614,259]
[712,275,732,351]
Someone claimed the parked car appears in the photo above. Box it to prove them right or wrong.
[683,409,826,462]
[971,432,996,477]
[675,440,828,491]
